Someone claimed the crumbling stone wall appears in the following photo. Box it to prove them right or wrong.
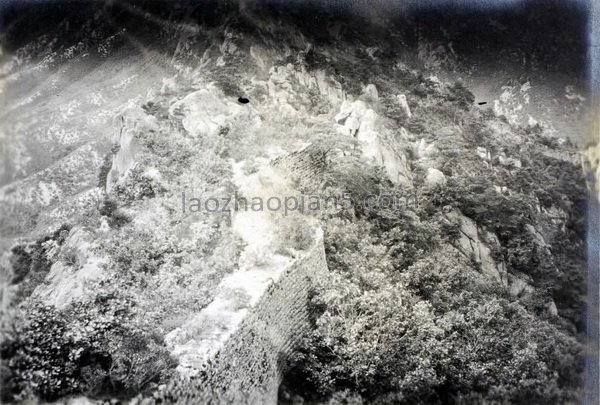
[271,144,328,190]
[159,234,327,404]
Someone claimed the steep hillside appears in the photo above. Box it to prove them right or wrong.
[0,1,593,404]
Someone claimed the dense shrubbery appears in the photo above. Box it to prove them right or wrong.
[274,215,315,254]
[431,145,587,326]
[444,81,475,110]
[0,298,175,402]
[98,198,131,228]
[103,227,182,276]
[8,224,71,304]
[282,236,583,404]
[280,46,585,403]
[1,303,86,401]
[112,166,162,202]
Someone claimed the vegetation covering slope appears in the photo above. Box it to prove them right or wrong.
[0,2,590,404]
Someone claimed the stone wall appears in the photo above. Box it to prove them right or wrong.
[271,143,328,190]
[157,232,328,404]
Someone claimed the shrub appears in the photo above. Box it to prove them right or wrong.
[282,251,583,404]
[274,216,314,253]
[281,106,585,403]
[9,224,71,302]
[1,298,176,402]
[103,228,181,275]
[444,81,475,110]
[141,101,169,119]
[8,245,33,285]
[98,199,131,228]
[111,166,161,203]
[1,302,81,401]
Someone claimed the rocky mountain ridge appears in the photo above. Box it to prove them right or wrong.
[0,2,592,403]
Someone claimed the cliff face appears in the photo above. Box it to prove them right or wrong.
[0,2,591,403]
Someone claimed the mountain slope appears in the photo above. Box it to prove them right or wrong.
[0,2,593,404]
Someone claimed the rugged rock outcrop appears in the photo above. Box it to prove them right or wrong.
[33,228,107,309]
[334,91,412,186]
[443,208,507,286]
[171,86,255,138]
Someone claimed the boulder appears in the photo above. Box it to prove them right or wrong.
[507,271,534,297]
[424,168,446,187]
[362,84,379,100]
[433,126,457,138]
[546,299,559,316]
[171,87,246,138]
[335,100,368,137]
[497,154,522,168]
[476,146,491,160]
[416,138,438,160]
[397,94,411,118]
[106,123,141,193]
[494,185,509,195]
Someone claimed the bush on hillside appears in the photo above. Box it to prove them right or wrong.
[103,227,182,276]
[274,215,315,254]
[9,225,71,303]
[0,298,175,402]
[282,250,583,404]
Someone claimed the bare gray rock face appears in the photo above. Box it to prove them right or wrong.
[444,209,507,286]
